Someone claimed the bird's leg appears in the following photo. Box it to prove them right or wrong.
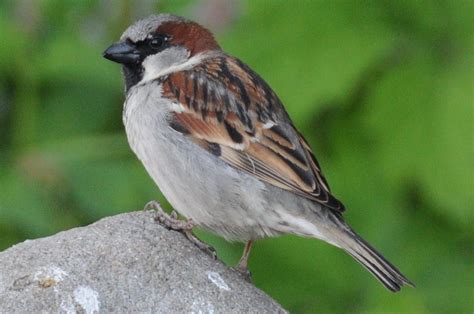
[144,200,216,259]
[236,240,253,281]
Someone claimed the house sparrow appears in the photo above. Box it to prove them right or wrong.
[103,14,413,292]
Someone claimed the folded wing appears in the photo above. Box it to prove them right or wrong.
[162,55,345,212]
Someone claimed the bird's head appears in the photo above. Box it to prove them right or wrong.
[103,14,221,91]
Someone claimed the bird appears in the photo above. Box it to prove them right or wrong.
[103,14,414,292]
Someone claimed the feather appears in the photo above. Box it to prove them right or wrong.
[162,55,345,212]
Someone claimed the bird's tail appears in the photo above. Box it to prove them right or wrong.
[328,215,414,292]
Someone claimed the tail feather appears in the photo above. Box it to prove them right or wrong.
[341,229,414,292]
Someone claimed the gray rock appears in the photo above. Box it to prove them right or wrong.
[0,209,286,313]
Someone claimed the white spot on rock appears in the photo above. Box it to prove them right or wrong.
[191,297,215,314]
[60,296,76,314]
[206,271,230,291]
[73,286,100,314]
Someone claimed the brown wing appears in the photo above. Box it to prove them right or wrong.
[161,55,345,212]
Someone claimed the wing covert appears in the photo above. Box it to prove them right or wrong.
[161,55,345,212]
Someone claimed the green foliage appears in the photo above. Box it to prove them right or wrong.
[0,1,472,313]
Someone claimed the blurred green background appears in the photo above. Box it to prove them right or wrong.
[0,0,472,313]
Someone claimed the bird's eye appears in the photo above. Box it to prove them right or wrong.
[148,35,167,50]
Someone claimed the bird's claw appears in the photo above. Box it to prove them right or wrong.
[144,200,216,258]
[233,266,252,282]
[183,230,217,259]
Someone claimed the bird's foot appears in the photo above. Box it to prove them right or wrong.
[233,265,252,282]
[144,200,216,259]
[145,200,189,230]
[183,229,217,259]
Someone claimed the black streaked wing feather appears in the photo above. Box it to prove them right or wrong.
[163,55,345,212]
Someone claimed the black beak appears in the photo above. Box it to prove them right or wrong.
[103,41,141,64]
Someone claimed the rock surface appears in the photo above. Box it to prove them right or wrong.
[0,210,286,313]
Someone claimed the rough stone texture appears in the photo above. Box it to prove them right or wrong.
[0,210,286,313]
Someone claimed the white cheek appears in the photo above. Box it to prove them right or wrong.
[141,46,190,82]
